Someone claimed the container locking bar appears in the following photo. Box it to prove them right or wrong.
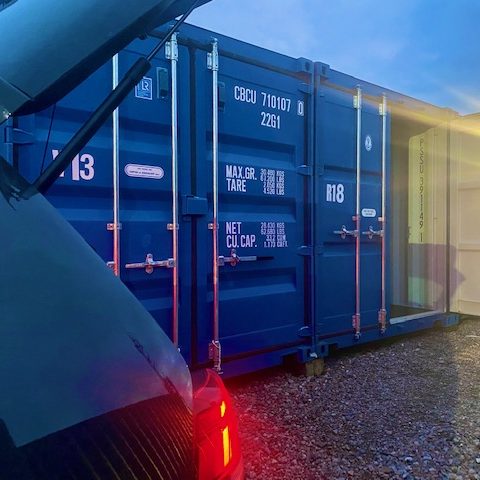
[166,32,180,347]
[334,225,358,239]
[108,54,121,277]
[208,39,222,373]
[125,253,174,274]
[378,94,388,333]
[218,249,258,267]
[353,86,362,340]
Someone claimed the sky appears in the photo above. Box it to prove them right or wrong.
[189,0,480,114]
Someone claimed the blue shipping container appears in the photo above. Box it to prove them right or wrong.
[4,24,458,376]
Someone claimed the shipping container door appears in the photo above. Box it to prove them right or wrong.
[407,127,447,314]
[14,37,194,358]
[450,115,480,315]
[192,41,312,367]
[315,86,383,339]
[115,37,193,356]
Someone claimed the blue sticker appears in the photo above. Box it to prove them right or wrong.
[135,77,153,100]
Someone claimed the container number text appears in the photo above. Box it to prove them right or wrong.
[326,183,345,203]
[234,84,303,131]
[52,149,95,181]
[261,93,291,112]
[261,112,281,130]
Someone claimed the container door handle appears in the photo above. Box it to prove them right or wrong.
[125,253,174,274]
[218,249,258,267]
[362,225,383,239]
[334,225,358,239]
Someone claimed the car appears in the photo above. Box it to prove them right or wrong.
[0,1,244,478]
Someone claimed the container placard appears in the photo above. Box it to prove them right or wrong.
[124,164,164,180]
[361,208,377,218]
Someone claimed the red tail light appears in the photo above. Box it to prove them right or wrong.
[193,369,244,480]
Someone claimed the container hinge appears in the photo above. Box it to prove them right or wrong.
[296,164,312,176]
[297,246,313,257]
[4,126,34,145]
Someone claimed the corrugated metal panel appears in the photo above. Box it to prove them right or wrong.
[450,115,480,315]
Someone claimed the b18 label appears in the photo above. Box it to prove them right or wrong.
[326,183,345,203]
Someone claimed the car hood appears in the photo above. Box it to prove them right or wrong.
[0,157,192,447]
[0,0,210,118]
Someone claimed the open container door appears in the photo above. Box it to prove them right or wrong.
[405,125,448,315]
[449,114,480,315]
[387,101,463,333]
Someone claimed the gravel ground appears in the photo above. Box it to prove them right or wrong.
[228,318,480,480]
